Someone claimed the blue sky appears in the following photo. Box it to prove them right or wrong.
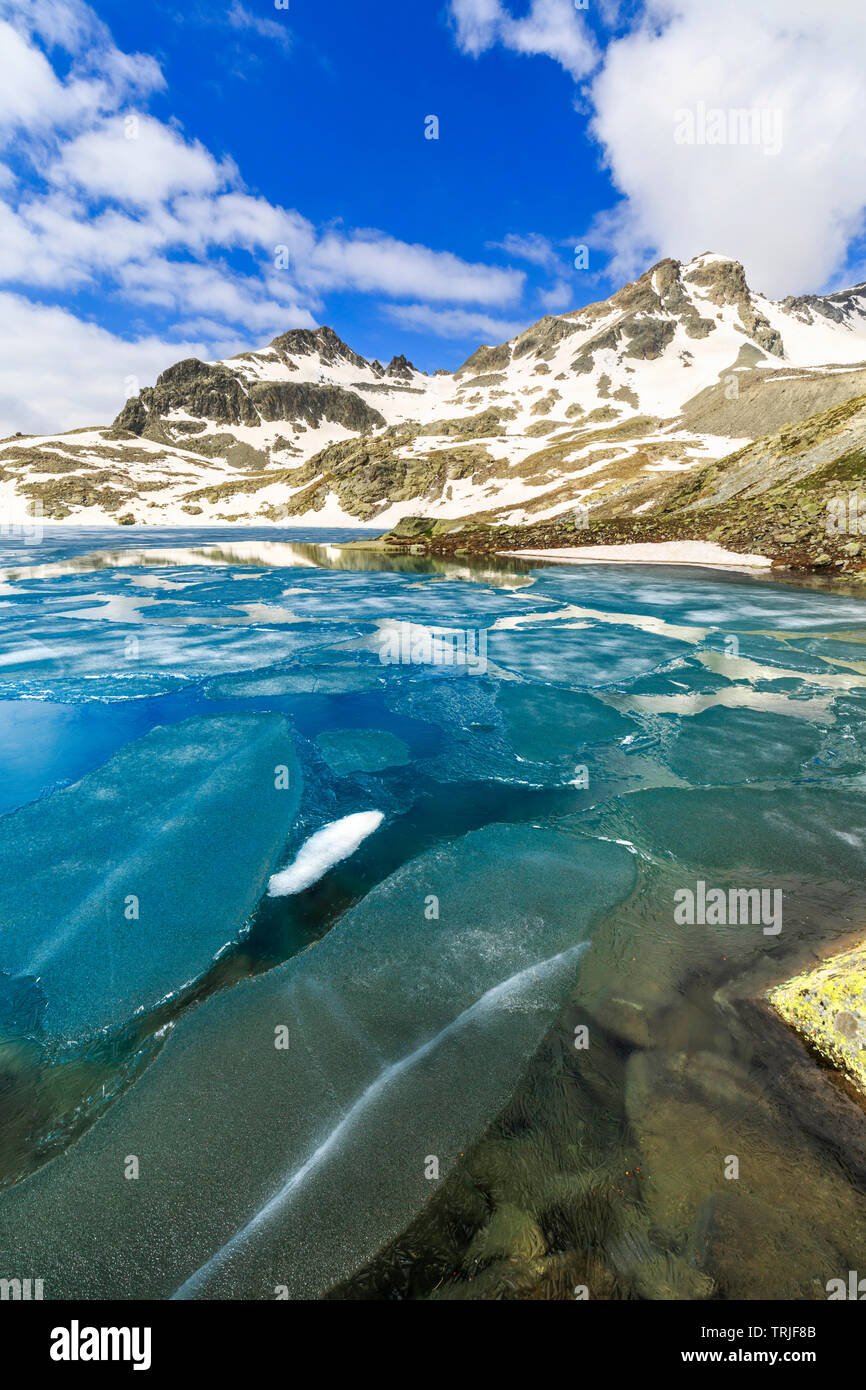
[1,0,865,433]
[85,0,613,363]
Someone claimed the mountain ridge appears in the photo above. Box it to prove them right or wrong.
[3,252,866,544]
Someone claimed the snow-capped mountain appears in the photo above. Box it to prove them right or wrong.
[3,252,866,528]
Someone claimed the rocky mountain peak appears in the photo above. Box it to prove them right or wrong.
[267,325,369,371]
[385,354,418,381]
[12,251,866,532]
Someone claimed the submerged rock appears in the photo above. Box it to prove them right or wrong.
[625,1047,866,1298]
[769,944,866,1095]
[467,1203,546,1264]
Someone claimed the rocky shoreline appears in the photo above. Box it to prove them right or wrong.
[367,490,866,579]
[359,390,866,578]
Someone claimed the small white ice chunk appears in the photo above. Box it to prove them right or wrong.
[268,811,384,896]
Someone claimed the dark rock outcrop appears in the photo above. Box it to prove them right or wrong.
[114,358,385,444]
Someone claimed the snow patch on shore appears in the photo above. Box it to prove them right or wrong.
[498,541,773,569]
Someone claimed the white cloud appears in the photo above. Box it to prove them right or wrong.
[382,303,526,341]
[450,0,866,298]
[117,258,315,336]
[538,280,573,311]
[0,2,162,136]
[448,0,503,56]
[500,0,597,77]
[0,1,525,383]
[9,0,114,54]
[300,231,524,304]
[0,292,209,435]
[53,116,234,207]
[0,19,128,135]
[0,176,523,316]
[228,2,292,52]
[0,172,525,343]
[449,0,596,79]
[0,0,587,435]
[173,192,311,257]
[489,232,562,271]
[588,0,866,294]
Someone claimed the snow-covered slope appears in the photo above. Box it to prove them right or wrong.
[4,254,866,527]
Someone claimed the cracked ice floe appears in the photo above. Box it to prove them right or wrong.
[267,811,385,896]
[698,648,866,692]
[0,714,302,1042]
[0,823,635,1298]
[604,685,836,725]
[172,940,590,1301]
[486,622,690,689]
[495,682,637,764]
[0,613,362,701]
[587,786,866,880]
[314,730,410,775]
[665,706,827,786]
[205,664,386,699]
[54,593,307,627]
[334,617,500,675]
[491,603,710,646]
